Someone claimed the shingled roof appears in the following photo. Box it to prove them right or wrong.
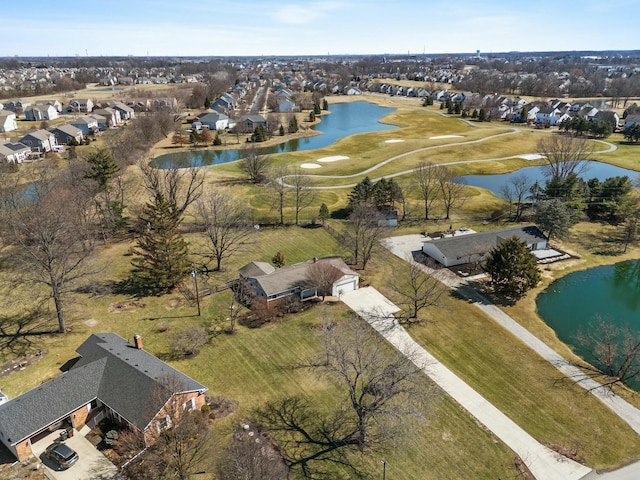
[0,333,207,446]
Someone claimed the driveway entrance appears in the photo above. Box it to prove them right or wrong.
[31,427,120,480]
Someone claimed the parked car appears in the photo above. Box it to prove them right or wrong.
[44,442,79,470]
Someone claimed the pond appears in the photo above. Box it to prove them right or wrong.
[536,260,640,389]
[454,161,640,199]
[153,101,398,168]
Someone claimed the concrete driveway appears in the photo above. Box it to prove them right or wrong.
[32,428,120,480]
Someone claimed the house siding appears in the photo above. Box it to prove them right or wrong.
[142,391,206,446]
[70,403,91,430]
[14,438,32,461]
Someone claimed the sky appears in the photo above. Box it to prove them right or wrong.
[2,0,639,57]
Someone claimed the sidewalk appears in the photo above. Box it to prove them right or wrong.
[341,286,592,480]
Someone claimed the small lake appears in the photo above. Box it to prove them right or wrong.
[153,101,398,168]
[455,162,640,199]
[537,260,640,389]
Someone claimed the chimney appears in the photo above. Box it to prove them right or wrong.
[133,334,143,350]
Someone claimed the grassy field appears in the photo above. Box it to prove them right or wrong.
[3,94,640,478]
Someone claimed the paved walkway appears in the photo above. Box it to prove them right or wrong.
[341,286,592,480]
[383,234,640,435]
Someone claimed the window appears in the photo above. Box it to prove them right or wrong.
[182,398,196,412]
[156,415,172,433]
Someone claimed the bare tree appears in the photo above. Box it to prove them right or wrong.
[239,146,270,184]
[510,174,532,221]
[306,260,344,300]
[217,423,289,480]
[389,258,446,323]
[345,205,384,270]
[139,161,204,221]
[569,317,640,392]
[270,165,289,225]
[537,134,594,182]
[195,190,253,271]
[437,166,466,220]
[289,167,316,225]
[413,161,439,220]
[0,178,95,333]
[256,318,430,479]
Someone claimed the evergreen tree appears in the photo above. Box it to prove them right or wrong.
[85,149,119,191]
[478,108,487,122]
[279,124,285,136]
[348,177,376,208]
[318,203,329,225]
[484,237,541,298]
[309,111,316,122]
[536,199,575,242]
[272,251,285,268]
[472,109,478,119]
[314,103,321,115]
[213,132,222,145]
[130,194,191,293]
[322,99,329,110]
[204,96,211,109]
[288,115,299,134]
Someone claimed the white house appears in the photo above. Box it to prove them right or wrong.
[0,142,31,163]
[0,111,17,132]
[197,112,230,131]
[422,225,548,268]
[24,104,59,122]
[70,115,99,134]
[65,98,94,113]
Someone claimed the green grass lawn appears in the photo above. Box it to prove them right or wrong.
[3,98,640,478]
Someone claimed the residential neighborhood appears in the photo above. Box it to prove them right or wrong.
[1,3,640,479]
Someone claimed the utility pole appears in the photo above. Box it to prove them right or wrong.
[382,460,386,480]
[192,264,201,316]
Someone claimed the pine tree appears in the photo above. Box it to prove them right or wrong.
[309,111,316,122]
[213,132,222,145]
[279,124,285,136]
[314,103,321,115]
[288,115,299,134]
[130,194,191,293]
[85,149,119,191]
[318,203,329,225]
[484,237,541,298]
[322,99,329,110]
[272,251,285,268]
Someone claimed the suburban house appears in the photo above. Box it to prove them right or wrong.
[19,130,58,153]
[624,114,640,131]
[0,333,208,461]
[24,104,59,122]
[106,101,135,120]
[237,114,267,133]
[2,99,30,113]
[421,225,548,268]
[197,112,231,131]
[277,98,297,113]
[70,115,100,135]
[0,111,17,132]
[50,124,84,145]
[0,142,31,163]
[93,107,121,127]
[239,257,359,306]
[65,98,94,113]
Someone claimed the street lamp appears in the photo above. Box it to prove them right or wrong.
[191,263,201,316]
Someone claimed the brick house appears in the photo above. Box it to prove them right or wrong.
[0,333,207,461]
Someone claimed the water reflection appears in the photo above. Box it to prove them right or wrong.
[612,260,640,311]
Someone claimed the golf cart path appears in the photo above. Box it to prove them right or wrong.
[341,286,592,480]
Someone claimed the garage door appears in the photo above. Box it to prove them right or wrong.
[333,279,357,296]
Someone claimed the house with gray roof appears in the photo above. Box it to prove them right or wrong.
[422,225,548,268]
[239,256,359,306]
[19,129,58,152]
[197,112,231,131]
[0,333,207,461]
[50,124,84,145]
[0,142,31,163]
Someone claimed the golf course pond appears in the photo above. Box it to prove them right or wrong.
[536,260,640,390]
[153,101,398,168]
[454,162,640,199]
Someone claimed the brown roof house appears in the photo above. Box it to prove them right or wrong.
[239,256,359,305]
[0,333,207,461]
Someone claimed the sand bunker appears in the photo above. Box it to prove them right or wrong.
[385,139,405,143]
[518,154,545,160]
[300,163,322,169]
[317,155,349,163]
[430,135,463,139]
